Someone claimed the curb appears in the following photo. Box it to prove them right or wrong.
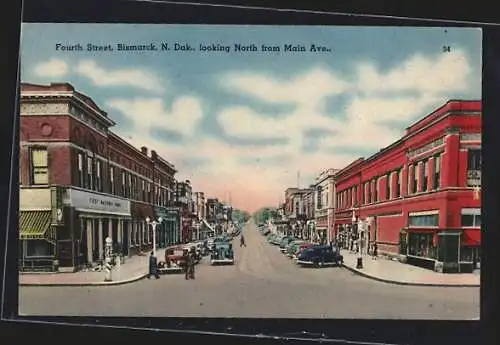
[20,273,148,287]
[341,264,480,288]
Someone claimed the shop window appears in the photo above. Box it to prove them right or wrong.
[30,148,49,185]
[433,154,441,190]
[437,235,460,263]
[460,246,473,262]
[461,208,481,227]
[408,214,439,227]
[25,240,53,257]
[408,232,435,258]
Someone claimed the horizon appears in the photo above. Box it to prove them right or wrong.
[20,24,482,213]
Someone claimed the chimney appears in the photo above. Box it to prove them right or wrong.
[151,150,157,159]
[141,146,148,155]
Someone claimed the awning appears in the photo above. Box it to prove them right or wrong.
[462,229,481,246]
[20,211,52,240]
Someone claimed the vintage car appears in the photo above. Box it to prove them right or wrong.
[270,234,285,245]
[285,240,307,257]
[291,242,315,260]
[279,236,298,252]
[158,245,187,274]
[210,241,235,265]
[296,245,344,267]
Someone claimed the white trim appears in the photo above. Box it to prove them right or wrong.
[461,208,481,216]
[408,210,439,216]
[19,208,52,211]
[376,213,404,218]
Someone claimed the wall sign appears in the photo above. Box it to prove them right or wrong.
[65,188,131,215]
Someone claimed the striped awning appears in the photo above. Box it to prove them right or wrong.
[19,211,52,240]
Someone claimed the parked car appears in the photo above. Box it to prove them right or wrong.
[291,242,315,260]
[279,236,298,252]
[286,240,307,257]
[296,245,343,267]
[211,241,235,265]
[271,234,285,245]
[267,233,278,243]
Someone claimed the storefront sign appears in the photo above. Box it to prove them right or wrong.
[65,188,131,215]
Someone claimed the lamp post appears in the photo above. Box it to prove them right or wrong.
[146,216,163,257]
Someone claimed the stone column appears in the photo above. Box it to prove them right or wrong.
[98,219,104,260]
[86,218,92,264]
[108,218,112,239]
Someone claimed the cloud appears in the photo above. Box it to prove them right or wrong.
[355,49,472,95]
[74,60,164,92]
[34,58,69,78]
[222,67,349,109]
[106,96,203,137]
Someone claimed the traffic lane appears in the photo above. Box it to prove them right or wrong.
[19,273,478,319]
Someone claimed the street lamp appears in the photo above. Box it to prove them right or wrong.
[145,216,163,257]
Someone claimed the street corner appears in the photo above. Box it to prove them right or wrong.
[340,263,480,288]
[19,272,149,287]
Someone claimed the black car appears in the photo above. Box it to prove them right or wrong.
[296,245,343,267]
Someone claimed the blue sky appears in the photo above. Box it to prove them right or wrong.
[20,24,482,212]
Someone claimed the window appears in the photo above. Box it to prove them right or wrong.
[110,166,115,194]
[396,169,401,198]
[408,232,435,258]
[374,179,378,202]
[316,186,323,209]
[128,173,132,199]
[423,160,429,192]
[96,160,102,192]
[366,182,371,204]
[77,152,85,187]
[141,179,146,201]
[147,182,151,203]
[86,156,94,190]
[121,171,126,197]
[408,213,439,227]
[412,164,418,194]
[467,149,481,171]
[407,165,412,195]
[30,148,49,185]
[386,173,391,200]
[433,155,441,190]
[461,208,481,227]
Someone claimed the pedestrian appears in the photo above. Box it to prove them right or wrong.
[147,252,160,279]
[240,235,246,247]
[372,242,378,260]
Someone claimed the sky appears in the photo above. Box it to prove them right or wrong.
[20,24,482,213]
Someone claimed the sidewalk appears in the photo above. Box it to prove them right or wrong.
[19,252,158,287]
[341,252,480,287]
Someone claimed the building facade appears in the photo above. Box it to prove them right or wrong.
[313,168,338,244]
[174,180,196,243]
[19,82,178,272]
[333,100,481,273]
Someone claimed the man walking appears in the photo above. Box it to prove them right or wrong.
[240,234,246,247]
[147,252,160,279]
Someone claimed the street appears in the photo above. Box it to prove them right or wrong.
[19,220,479,319]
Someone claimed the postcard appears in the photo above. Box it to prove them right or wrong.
[17,24,481,319]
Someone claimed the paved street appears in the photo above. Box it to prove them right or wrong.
[19,220,479,319]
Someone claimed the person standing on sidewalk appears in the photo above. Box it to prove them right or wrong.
[240,234,246,247]
[147,252,160,279]
[372,242,378,260]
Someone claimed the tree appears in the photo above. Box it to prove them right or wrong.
[252,206,277,224]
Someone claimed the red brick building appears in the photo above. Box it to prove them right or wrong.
[333,100,481,273]
[19,82,179,272]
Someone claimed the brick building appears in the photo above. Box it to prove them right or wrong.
[333,100,481,273]
[19,82,178,272]
[312,168,338,244]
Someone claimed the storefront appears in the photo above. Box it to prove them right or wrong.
[164,206,181,246]
[129,201,155,254]
[61,187,131,271]
[19,187,58,271]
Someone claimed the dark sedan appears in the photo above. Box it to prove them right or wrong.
[296,245,343,267]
